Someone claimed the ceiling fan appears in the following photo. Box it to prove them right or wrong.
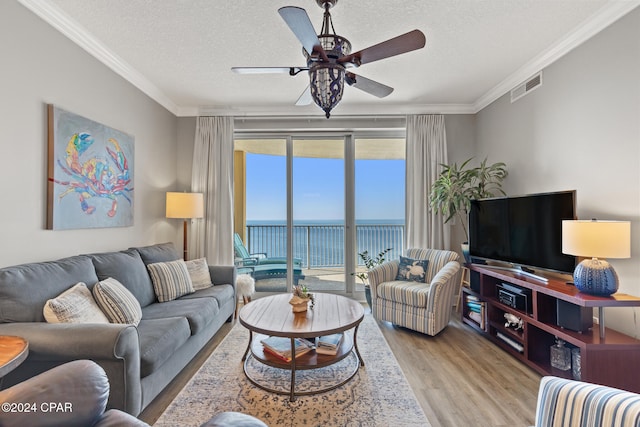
[232,0,426,118]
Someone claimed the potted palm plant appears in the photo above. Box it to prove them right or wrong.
[429,157,507,262]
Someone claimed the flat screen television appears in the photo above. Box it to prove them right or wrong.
[468,190,577,275]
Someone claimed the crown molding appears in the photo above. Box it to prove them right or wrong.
[473,1,640,113]
[18,0,180,116]
[196,102,476,117]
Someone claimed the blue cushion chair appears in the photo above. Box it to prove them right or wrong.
[535,376,640,426]
[368,248,460,336]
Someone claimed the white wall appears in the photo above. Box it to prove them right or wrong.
[476,8,640,336]
[0,1,180,267]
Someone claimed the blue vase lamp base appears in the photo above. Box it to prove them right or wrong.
[573,258,618,296]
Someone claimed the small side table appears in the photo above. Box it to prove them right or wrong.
[0,336,29,382]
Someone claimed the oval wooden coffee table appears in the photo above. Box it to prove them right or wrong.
[239,293,365,401]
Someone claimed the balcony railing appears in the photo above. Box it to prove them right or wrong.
[245,223,404,268]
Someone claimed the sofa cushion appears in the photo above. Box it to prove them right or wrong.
[137,317,191,378]
[142,298,218,335]
[43,282,110,324]
[180,284,235,309]
[134,242,180,265]
[89,250,156,307]
[147,260,195,302]
[377,280,430,308]
[395,256,429,282]
[93,278,143,325]
[0,255,98,323]
[185,258,213,290]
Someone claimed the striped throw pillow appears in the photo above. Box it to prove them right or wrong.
[43,282,109,324]
[93,277,142,325]
[147,259,195,302]
[185,258,213,290]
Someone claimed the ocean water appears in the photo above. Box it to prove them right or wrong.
[245,220,404,268]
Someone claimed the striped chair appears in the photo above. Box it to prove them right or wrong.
[535,376,640,426]
[368,248,460,336]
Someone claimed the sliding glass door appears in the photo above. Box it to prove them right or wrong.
[354,138,406,294]
[293,138,346,293]
[234,139,291,292]
[234,135,405,297]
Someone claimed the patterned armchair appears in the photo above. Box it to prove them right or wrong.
[535,376,640,426]
[368,248,460,336]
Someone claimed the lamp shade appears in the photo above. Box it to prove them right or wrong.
[562,220,631,259]
[562,219,631,296]
[166,192,204,219]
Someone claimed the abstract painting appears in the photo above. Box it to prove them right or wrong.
[47,105,134,230]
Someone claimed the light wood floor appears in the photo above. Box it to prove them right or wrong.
[139,305,541,426]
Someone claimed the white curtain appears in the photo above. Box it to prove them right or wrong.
[405,114,450,250]
[190,116,234,265]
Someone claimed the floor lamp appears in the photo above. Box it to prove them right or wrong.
[166,192,204,260]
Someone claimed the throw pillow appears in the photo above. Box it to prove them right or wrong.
[185,258,213,290]
[93,277,142,325]
[43,282,109,324]
[395,256,429,282]
[147,259,195,302]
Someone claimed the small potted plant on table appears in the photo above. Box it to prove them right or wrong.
[290,285,315,312]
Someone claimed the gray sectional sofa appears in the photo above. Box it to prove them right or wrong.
[0,242,236,416]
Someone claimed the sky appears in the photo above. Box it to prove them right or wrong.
[245,153,405,222]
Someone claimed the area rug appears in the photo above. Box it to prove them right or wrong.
[154,314,430,427]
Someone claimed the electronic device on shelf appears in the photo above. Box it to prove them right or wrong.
[468,190,577,277]
[497,282,532,314]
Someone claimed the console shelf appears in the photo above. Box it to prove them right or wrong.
[462,265,640,393]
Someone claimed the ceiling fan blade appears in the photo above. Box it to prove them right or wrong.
[231,67,307,75]
[345,72,394,98]
[278,6,321,57]
[338,29,426,66]
[295,85,313,106]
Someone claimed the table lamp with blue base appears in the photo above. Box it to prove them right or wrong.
[562,219,631,296]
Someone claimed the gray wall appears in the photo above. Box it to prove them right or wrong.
[444,114,477,250]
[177,117,197,190]
[476,8,640,336]
[0,1,180,267]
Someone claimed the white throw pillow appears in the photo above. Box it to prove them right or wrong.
[147,259,195,302]
[43,282,109,324]
[185,258,213,290]
[93,277,142,325]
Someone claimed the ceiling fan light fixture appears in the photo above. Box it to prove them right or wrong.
[309,63,345,118]
[233,2,426,119]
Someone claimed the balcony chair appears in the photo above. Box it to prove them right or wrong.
[234,233,305,286]
[368,248,460,336]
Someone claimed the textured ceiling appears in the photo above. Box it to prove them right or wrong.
[22,0,639,116]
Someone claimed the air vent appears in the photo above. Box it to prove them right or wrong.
[511,72,543,103]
